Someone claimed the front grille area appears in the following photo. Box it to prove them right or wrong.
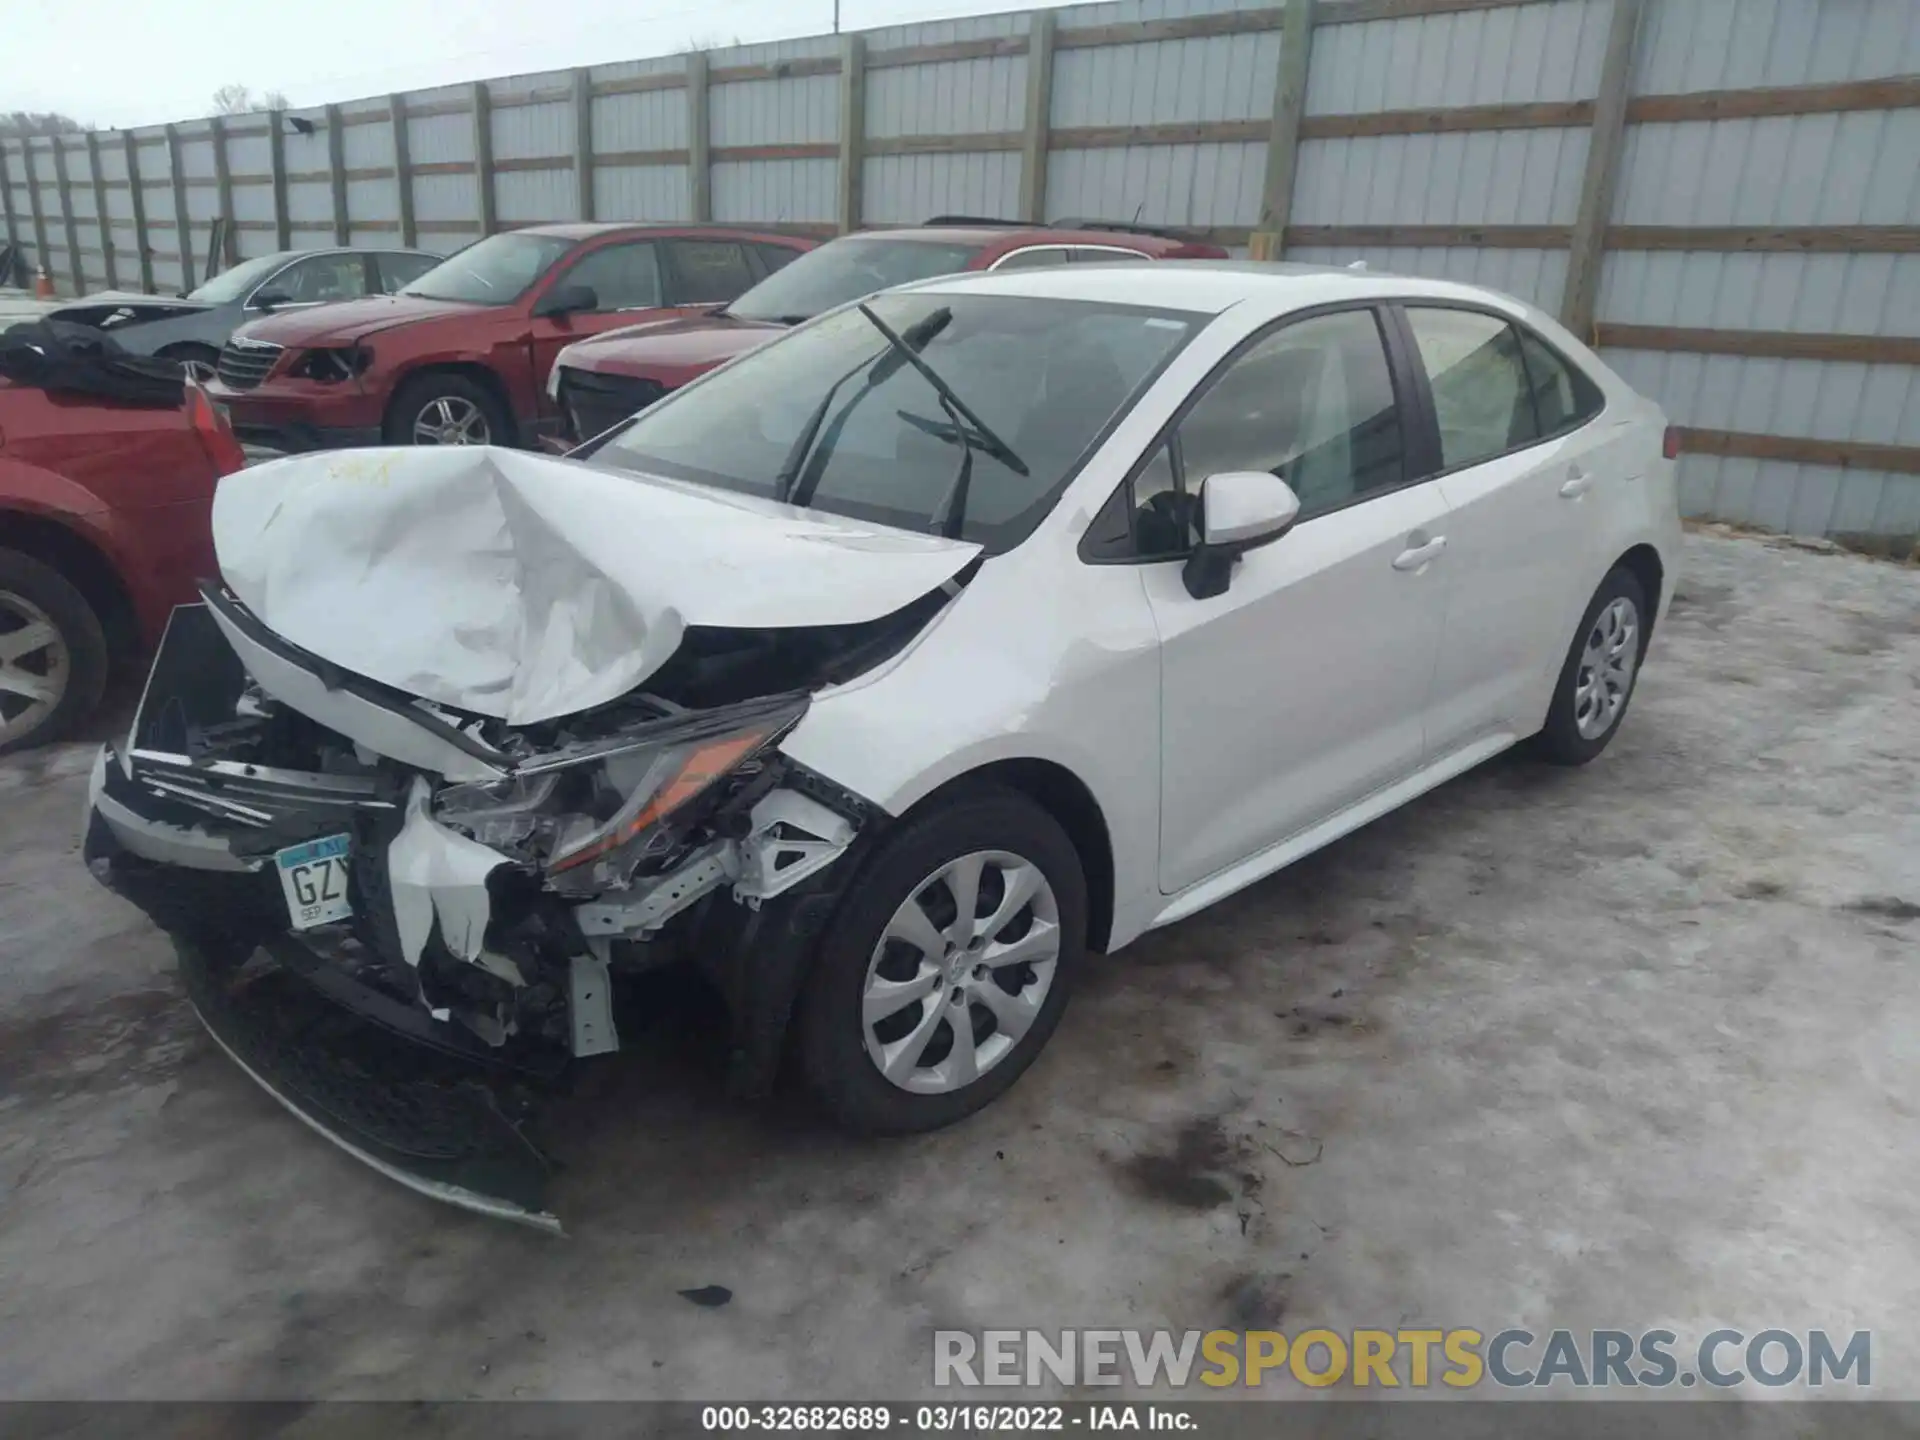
[559,367,664,442]
[215,338,286,391]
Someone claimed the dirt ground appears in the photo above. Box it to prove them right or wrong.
[1,531,1915,1401]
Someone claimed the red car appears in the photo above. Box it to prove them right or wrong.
[206,224,814,453]
[0,362,246,752]
[548,218,1230,443]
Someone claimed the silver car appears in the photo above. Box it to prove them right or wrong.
[45,248,440,378]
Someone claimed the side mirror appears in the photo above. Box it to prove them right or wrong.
[1181,470,1301,600]
[251,289,292,311]
[533,283,598,320]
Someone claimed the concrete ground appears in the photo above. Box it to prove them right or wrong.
[0,531,1915,1402]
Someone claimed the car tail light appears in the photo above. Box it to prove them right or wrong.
[186,381,247,476]
[1662,425,1682,461]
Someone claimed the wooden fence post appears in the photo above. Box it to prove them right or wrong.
[0,143,17,260]
[686,53,711,223]
[325,104,350,245]
[1248,0,1315,261]
[471,83,496,236]
[1019,11,1056,223]
[209,117,236,268]
[20,139,50,284]
[50,136,85,294]
[837,34,866,233]
[164,123,195,291]
[389,95,416,248]
[1561,0,1646,340]
[122,131,153,292]
[573,68,596,222]
[84,132,117,289]
[268,113,291,251]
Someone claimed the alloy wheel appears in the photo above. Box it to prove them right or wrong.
[413,396,491,445]
[1574,595,1639,740]
[861,849,1062,1095]
[0,590,71,747]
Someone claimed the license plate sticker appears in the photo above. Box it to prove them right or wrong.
[275,834,353,930]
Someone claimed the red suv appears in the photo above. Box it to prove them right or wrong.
[0,359,246,752]
[207,224,815,453]
[548,218,1229,443]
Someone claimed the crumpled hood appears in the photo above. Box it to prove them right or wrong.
[56,289,210,312]
[211,447,980,725]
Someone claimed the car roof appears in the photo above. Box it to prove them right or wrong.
[854,224,1186,253]
[903,259,1550,319]
[511,221,806,242]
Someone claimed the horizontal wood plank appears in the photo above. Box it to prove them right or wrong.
[711,142,839,161]
[595,148,692,168]
[1057,9,1283,49]
[1052,120,1267,149]
[492,155,572,172]
[1287,223,1572,248]
[1627,75,1920,125]
[410,160,476,176]
[590,71,689,97]
[867,35,1029,69]
[1673,427,1920,476]
[1317,0,1552,23]
[1301,99,1594,138]
[1607,225,1920,253]
[866,131,1025,155]
[709,56,841,84]
[1596,323,1920,367]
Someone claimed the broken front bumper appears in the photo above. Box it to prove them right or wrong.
[85,751,566,1231]
[83,600,870,1230]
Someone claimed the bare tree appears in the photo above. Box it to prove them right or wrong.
[212,85,291,115]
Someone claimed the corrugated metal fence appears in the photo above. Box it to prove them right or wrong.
[2,0,1915,545]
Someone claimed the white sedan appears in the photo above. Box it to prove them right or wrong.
[87,262,1679,1223]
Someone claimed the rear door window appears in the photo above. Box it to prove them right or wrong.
[562,242,664,312]
[666,240,756,303]
[752,243,803,277]
[374,252,439,294]
[1514,325,1605,435]
[1403,307,1539,471]
[992,247,1072,270]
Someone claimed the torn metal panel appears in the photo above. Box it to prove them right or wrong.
[212,445,982,725]
[388,777,508,970]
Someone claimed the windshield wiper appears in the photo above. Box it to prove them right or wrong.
[855,303,1028,480]
[776,307,955,507]
[903,400,982,539]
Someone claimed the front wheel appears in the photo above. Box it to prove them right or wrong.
[0,548,109,755]
[798,789,1087,1135]
[1532,566,1648,766]
[384,372,512,447]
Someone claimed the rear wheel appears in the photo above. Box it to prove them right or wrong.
[385,372,512,447]
[798,789,1086,1135]
[0,548,109,755]
[1532,566,1647,766]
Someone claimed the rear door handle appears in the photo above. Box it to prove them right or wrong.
[1392,536,1447,571]
[1559,467,1593,499]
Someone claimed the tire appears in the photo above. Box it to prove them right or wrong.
[0,548,110,756]
[158,343,221,383]
[384,371,513,447]
[1531,566,1649,767]
[798,788,1088,1135]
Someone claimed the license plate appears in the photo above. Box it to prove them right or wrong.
[275,834,352,930]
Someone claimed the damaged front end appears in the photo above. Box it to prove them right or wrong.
[85,587,889,1230]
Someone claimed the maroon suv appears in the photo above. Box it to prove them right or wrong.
[206,224,814,452]
[548,218,1228,443]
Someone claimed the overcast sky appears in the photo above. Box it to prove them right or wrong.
[4,0,1060,129]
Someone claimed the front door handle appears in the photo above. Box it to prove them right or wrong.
[1392,535,1447,571]
[1559,467,1593,499]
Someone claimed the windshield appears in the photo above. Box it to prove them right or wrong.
[725,237,981,324]
[401,232,575,304]
[589,292,1201,551]
[187,253,290,304]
